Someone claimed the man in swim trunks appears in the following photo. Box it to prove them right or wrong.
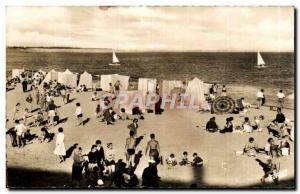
[125,131,136,167]
[145,133,160,164]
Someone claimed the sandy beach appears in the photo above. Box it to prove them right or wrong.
[6,84,295,188]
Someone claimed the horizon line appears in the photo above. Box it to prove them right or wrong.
[6,46,294,53]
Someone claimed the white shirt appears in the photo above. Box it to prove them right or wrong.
[15,123,26,136]
[256,91,264,98]
[75,107,82,116]
[277,92,285,99]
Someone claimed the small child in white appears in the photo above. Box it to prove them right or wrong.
[166,153,177,168]
[75,103,83,126]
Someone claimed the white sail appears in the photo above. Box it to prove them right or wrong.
[257,52,265,66]
[112,50,120,63]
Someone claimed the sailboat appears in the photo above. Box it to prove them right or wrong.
[256,52,267,68]
[109,50,121,66]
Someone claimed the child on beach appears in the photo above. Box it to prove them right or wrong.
[179,151,190,166]
[22,108,29,126]
[166,153,178,167]
[242,117,253,133]
[95,104,101,118]
[221,85,227,96]
[243,137,258,157]
[191,153,203,167]
[92,92,97,101]
[253,115,264,132]
[75,103,83,126]
[276,90,285,109]
[256,89,264,108]
[104,143,116,175]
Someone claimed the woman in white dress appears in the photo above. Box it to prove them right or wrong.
[54,127,66,163]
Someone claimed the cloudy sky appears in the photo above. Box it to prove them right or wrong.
[6,6,294,51]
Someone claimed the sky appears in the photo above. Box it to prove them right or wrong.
[6,6,294,52]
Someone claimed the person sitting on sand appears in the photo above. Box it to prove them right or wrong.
[220,117,234,133]
[142,159,159,188]
[92,92,97,101]
[253,115,264,132]
[166,153,177,167]
[242,117,253,133]
[191,153,203,167]
[206,117,219,133]
[179,151,190,166]
[40,124,54,143]
[119,108,129,121]
[243,137,258,157]
[279,135,290,156]
[104,143,116,175]
[276,90,285,109]
[75,103,83,126]
[125,131,136,167]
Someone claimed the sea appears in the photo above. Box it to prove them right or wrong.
[6,48,295,107]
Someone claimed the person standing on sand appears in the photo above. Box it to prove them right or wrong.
[35,88,40,105]
[127,119,139,136]
[25,94,33,112]
[75,103,83,126]
[109,83,114,94]
[114,80,122,97]
[256,89,264,108]
[72,146,85,187]
[221,85,227,96]
[145,133,160,164]
[125,131,136,167]
[48,100,57,127]
[14,119,26,148]
[54,127,66,163]
[276,90,285,109]
[12,103,21,121]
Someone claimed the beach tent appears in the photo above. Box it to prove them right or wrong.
[101,74,130,91]
[138,78,157,100]
[61,69,77,88]
[43,69,58,83]
[12,69,25,78]
[162,80,186,96]
[186,77,206,107]
[79,71,93,89]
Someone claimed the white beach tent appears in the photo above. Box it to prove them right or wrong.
[138,78,157,99]
[162,80,185,96]
[12,69,25,78]
[62,69,77,88]
[43,69,58,83]
[186,77,206,107]
[101,74,130,91]
[79,71,93,89]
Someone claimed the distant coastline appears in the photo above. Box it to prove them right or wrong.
[6,46,294,53]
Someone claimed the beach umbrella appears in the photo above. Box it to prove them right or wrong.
[212,96,235,114]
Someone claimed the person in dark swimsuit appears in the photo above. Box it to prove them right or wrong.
[125,131,136,167]
[145,133,160,164]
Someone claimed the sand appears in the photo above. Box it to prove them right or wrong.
[6,84,295,188]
